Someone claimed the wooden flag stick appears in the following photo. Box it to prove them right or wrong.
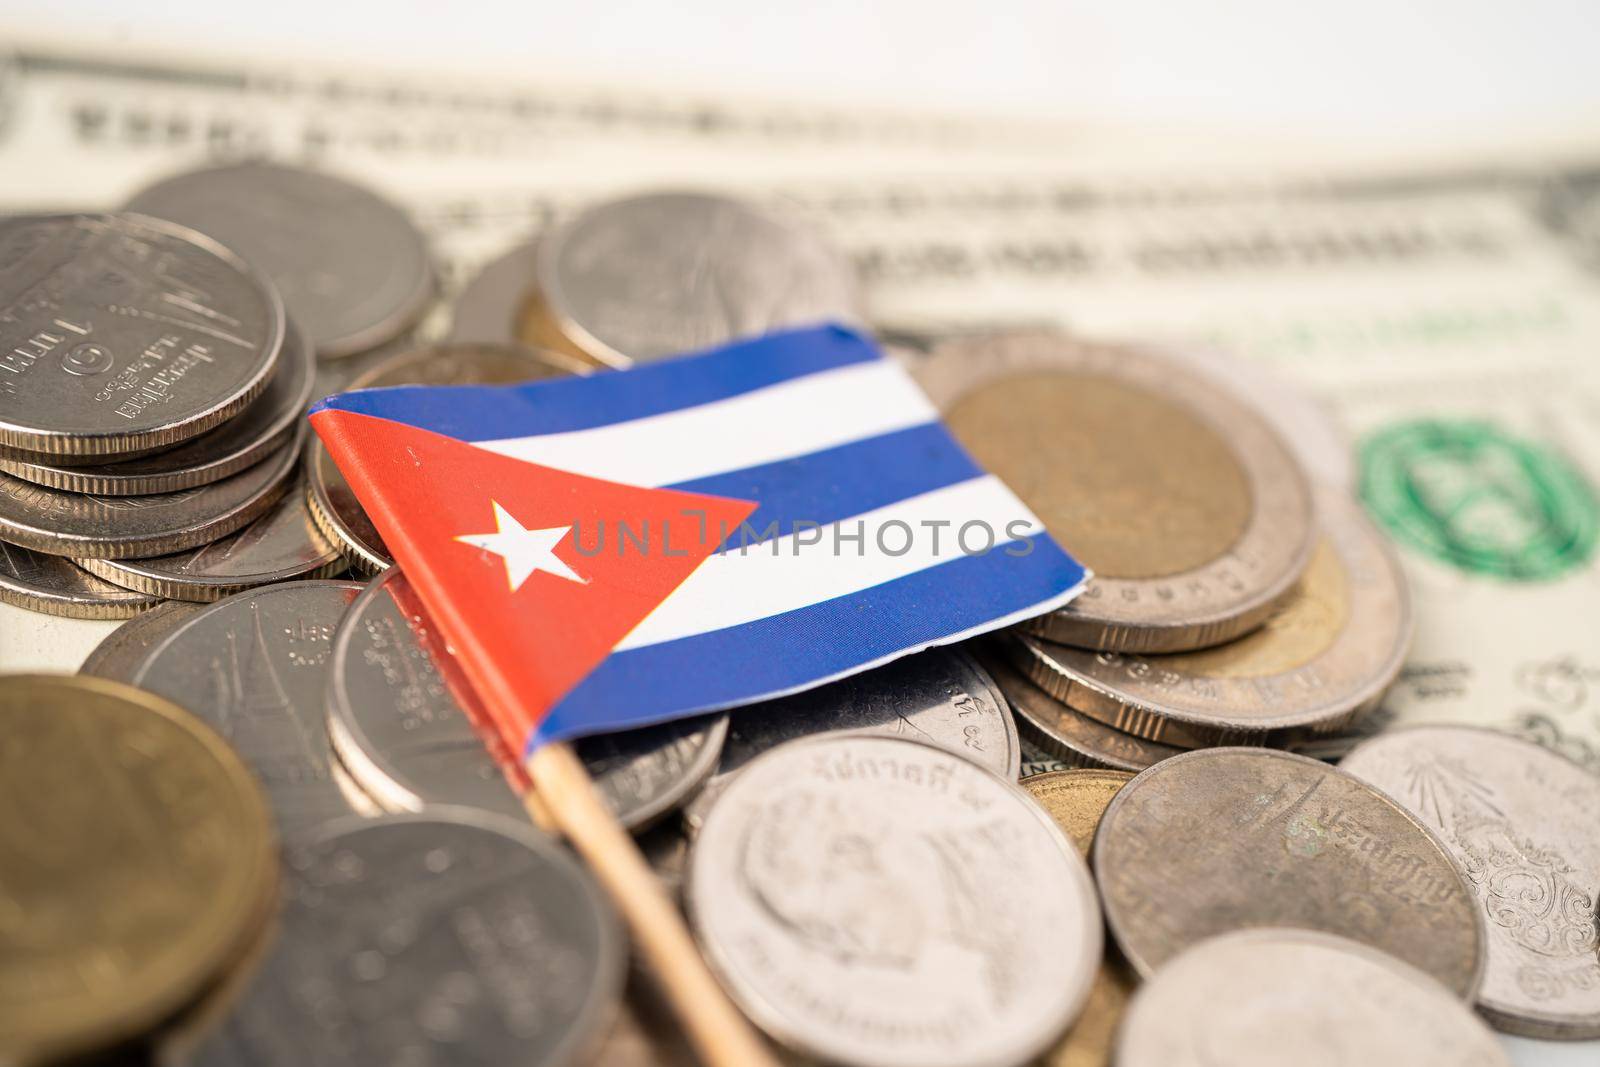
[524,741,781,1067]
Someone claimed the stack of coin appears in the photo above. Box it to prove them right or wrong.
[452,190,862,366]
[913,331,1413,770]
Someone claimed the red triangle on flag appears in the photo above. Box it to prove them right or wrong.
[311,409,758,751]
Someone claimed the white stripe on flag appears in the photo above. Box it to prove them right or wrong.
[613,475,1043,651]
[474,359,937,487]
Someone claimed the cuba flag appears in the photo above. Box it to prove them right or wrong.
[310,325,1087,756]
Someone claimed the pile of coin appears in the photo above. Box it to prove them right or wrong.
[4,161,1597,1067]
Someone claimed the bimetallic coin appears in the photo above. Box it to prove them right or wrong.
[184,812,625,1067]
[916,332,1314,653]
[327,569,727,829]
[682,645,1020,833]
[1093,747,1486,999]
[0,213,284,457]
[128,580,366,835]
[446,238,539,344]
[78,477,345,601]
[0,321,313,494]
[78,598,206,680]
[0,675,275,1066]
[688,735,1101,1067]
[982,652,1182,773]
[1012,490,1410,746]
[1116,929,1510,1067]
[126,163,434,359]
[535,191,860,366]
[1341,726,1600,1038]
[306,342,584,572]
[0,433,298,558]
[0,539,158,618]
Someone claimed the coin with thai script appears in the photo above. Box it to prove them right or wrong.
[0,539,159,618]
[535,191,860,366]
[0,674,275,1066]
[0,320,313,494]
[689,735,1101,1067]
[916,332,1314,653]
[1341,726,1600,1038]
[682,645,1020,833]
[1116,929,1510,1067]
[181,812,624,1067]
[0,433,298,558]
[128,580,366,835]
[326,569,727,829]
[981,652,1182,773]
[1011,490,1409,746]
[1093,747,1486,998]
[126,162,434,359]
[78,598,206,680]
[78,474,345,601]
[0,213,285,459]
[306,342,584,572]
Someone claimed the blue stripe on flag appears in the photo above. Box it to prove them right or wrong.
[530,531,1082,747]
[310,323,878,441]
[669,422,984,547]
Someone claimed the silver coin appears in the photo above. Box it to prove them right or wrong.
[0,432,298,558]
[0,320,313,494]
[126,163,434,359]
[327,746,384,818]
[0,213,283,459]
[980,650,1183,772]
[0,539,158,619]
[78,599,207,680]
[78,476,345,601]
[1012,489,1411,746]
[306,342,583,572]
[687,734,1101,1067]
[326,569,727,830]
[536,191,860,366]
[180,812,624,1067]
[1116,928,1510,1067]
[128,580,366,834]
[445,238,539,344]
[1341,726,1600,1038]
[1093,747,1487,999]
[682,645,1020,834]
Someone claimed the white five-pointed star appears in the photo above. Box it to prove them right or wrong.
[455,501,587,593]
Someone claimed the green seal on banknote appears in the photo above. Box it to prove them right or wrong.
[1360,418,1598,580]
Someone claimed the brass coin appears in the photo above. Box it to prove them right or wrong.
[982,651,1183,772]
[1024,768,1136,856]
[305,342,587,573]
[1093,748,1487,1000]
[915,333,1314,653]
[1013,489,1411,746]
[515,282,609,368]
[0,674,276,1065]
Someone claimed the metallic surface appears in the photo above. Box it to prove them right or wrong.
[0,433,298,558]
[682,645,1020,833]
[1012,489,1412,745]
[536,191,860,366]
[184,812,624,1067]
[0,539,159,618]
[1023,768,1135,856]
[0,214,284,457]
[126,163,434,359]
[78,477,346,601]
[78,598,207,681]
[1093,747,1487,999]
[1116,928,1510,1067]
[128,580,367,835]
[0,321,314,494]
[445,238,539,344]
[687,734,1101,1067]
[0,675,275,1066]
[915,332,1314,653]
[1341,726,1600,1038]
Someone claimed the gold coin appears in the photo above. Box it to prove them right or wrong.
[1023,769,1137,1067]
[916,333,1314,653]
[0,674,276,1065]
[515,284,613,368]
